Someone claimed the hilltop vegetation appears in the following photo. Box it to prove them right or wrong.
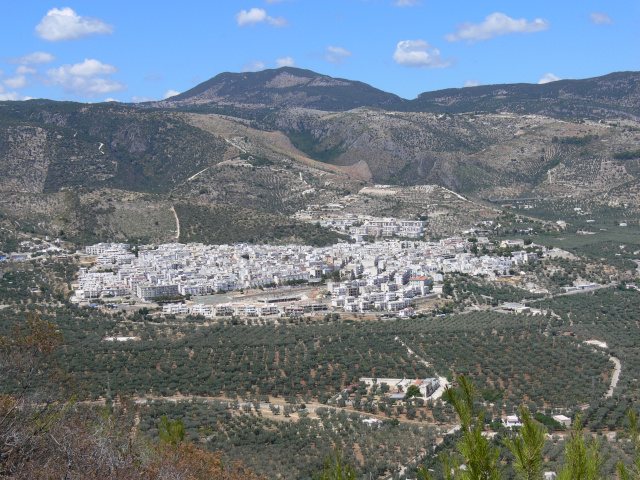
[175,203,349,246]
[405,71,640,120]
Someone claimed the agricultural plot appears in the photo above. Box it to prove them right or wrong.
[0,301,611,413]
[384,313,611,409]
[538,289,640,430]
[43,319,433,400]
[138,400,437,480]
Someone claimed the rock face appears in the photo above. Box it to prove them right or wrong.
[1,126,50,193]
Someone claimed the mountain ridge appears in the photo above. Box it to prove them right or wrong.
[150,67,640,120]
[153,66,405,111]
[406,70,640,120]
[1,67,640,246]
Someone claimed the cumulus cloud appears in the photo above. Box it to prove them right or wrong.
[131,96,155,103]
[0,85,23,101]
[445,12,549,43]
[9,51,56,65]
[16,66,37,75]
[464,79,481,87]
[55,59,117,77]
[275,56,296,67]
[4,76,27,89]
[538,73,561,84]
[103,98,120,102]
[322,46,352,65]
[46,59,126,97]
[0,92,21,101]
[392,0,421,6]
[392,40,454,68]
[234,8,289,27]
[162,89,180,99]
[235,8,266,25]
[242,60,266,72]
[35,7,114,41]
[590,12,613,25]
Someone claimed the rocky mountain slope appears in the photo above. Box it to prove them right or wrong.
[1,67,639,245]
[274,107,640,199]
[152,67,405,112]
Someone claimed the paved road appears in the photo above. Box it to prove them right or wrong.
[528,283,615,304]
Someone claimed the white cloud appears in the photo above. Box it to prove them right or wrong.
[392,40,454,68]
[464,79,481,87]
[103,98,120,102]
[445,12,549,43]
[57,59,117,77]
[590,12,613,25]
[234,8,289,27]
[0,85,22,101]
[267,16,289,28]
[242,60,266,72]
[9,51,56,65]
[0,92,21,101]
[16,66,37,75]
[236,8,266,26]
[46,59,125,97]
[4,76,27,89]
[538,73,561,84]
[275,56,296,67]
[392,0,421,6]
[322,46,352,65]
[35,7,114,41]
[162,89,180,99]
[131,96,156,103]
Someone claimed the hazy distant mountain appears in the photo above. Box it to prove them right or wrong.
[154,67,640,121]
[405,71,640,120]
[153,67,405,112]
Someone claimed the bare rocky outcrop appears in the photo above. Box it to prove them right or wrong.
[1,126,50,193]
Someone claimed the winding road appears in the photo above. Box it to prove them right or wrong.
[584,340,621,398]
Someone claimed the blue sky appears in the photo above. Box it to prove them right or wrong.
[1,1,638,102]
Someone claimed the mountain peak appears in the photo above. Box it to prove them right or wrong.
[156,67,405,111]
